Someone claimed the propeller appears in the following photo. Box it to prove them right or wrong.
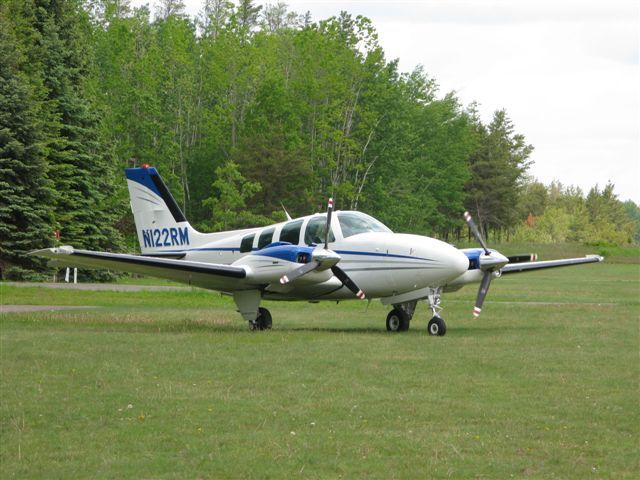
[463,211,509,317]
[463,211,490,254]
[280,198,365,299]
[331,264,365,299]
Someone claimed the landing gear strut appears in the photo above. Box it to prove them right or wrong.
[250,307,272,331]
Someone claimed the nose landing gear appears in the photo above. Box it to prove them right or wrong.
[425,288,447,336]
[427,316,447,336]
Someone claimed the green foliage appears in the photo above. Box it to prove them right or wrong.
[464,109,534,240]
[513,206,570,243]
[0,2,54,278]
[201,161,271,231]
[0,0,125,279]
[623,200,640,243]
[514,180,639,246]
[518,178,548,217]
[34,0,124,255]
[87,4,486,236]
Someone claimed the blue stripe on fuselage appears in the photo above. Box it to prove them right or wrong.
[138,246,436,264]
[335,249,434,262]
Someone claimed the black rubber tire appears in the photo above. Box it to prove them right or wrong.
[256,307,272,330]
[386,308,410,332]
[427,316,446,336]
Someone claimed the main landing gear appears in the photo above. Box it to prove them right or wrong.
[386,307,411,332]
[250,307,272,331]
[385,289,447,336]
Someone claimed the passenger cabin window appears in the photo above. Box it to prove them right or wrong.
[279,220,303,245]
[304,216,335,245]
[338,212,391,238]
[257,227,275,249]
[240,234,255,253]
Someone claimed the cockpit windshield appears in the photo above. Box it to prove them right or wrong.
[337,212,392,238]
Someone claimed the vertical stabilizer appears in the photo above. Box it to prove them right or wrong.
[125,166,202,253]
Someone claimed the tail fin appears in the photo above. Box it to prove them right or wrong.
[125,166,202,253]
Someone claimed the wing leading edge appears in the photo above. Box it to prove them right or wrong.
[501,254,604,274]
[30,247,248,291]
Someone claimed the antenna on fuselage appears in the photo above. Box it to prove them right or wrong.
[281,203,292,221]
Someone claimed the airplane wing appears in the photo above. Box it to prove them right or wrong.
[30,247,249,292]
[501,254,604,274]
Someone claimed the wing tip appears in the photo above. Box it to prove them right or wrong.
[29,246,75,257]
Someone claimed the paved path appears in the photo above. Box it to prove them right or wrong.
[1,282,191,292]
[1,283,194,314]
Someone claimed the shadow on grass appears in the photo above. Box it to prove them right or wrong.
[278,325,394,335]
[4,310,546,338]
[451,324,545,336]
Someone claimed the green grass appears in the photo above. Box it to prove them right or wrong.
[113,275,185,286]
[1,264,638,478]
[453,241,639,264]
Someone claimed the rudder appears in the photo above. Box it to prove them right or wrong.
[125,166,200,253]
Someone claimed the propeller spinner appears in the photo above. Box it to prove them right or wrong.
[463,211,509,317]
[280,198,365,300]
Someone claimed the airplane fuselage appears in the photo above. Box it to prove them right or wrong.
[145,211,469,301]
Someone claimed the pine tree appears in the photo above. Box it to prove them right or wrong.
[33,0,124,261]
[236,0,262,32]
[0,4,55,279]
[464,110,533,240]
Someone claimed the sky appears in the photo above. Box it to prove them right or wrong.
[138,0,640,203]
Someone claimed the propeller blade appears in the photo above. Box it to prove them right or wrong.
[324,197,334,250]
[473,271,493,317]
[280,261,319,285]
[463,211,490,255]
[331,265,365,299]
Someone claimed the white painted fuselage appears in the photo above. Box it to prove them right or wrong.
[154,211,469,301]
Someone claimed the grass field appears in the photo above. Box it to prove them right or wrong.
[1,263,638,478]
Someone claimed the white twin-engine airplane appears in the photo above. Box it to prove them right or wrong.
[32,166,604,335]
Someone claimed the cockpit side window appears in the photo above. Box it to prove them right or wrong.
[304,216,335,245]
[338,212,391,239]
[257,227,275,249]
[279,220,303,245]
[240,233,255,253]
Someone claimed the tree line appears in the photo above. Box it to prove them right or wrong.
[1,0,637,279]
